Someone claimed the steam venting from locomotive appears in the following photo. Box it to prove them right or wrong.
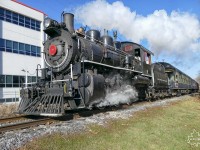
[95,85,138,108]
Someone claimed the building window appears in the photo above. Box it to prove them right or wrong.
[0,7,41,31]
[0,38,5,51]
[31,45,37,56]
[5,10,12,22]
[0,8,4,20]
[19,76,25,87]
[37,47,41,57]
[36,21,41,31]
[31,19,36,30]
[25,17,30,28]
[6,40,12,52]
[28,76,32,83]
[0,74,38,88]
[25,44,31,55]
[32,77,36,82]
[0,98,19,103]
[0,99,5,103]
[0,38,41,57]
[13,41,19,53]
[12,12,18,25]
[19,43,25,54]
[0,75,5,87]
[13,75,19,87]
[19,14,25,26]
[6,75,13,87]
[6,98,13,102]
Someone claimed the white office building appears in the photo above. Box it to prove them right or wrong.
[0,0,46,103]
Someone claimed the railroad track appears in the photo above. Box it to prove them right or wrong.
[0,93,198,133]
[0,118,54,133]
[0,115,27,124]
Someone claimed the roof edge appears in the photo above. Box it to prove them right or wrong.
[11,0,47,16]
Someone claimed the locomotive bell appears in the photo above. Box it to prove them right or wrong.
[63,13,74,33]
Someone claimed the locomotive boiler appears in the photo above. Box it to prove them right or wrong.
[18,12,199,116]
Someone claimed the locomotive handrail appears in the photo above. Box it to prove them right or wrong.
[81,60,142,74]
[51,79,70,82]
[26,82,37,85]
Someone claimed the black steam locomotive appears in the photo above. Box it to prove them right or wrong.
[18,13,199,116]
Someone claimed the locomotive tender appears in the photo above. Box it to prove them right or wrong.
[18,13,199,116]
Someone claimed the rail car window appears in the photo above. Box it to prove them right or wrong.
[0,7,41,31]
[144,52,151,64]
[135,48,141,61]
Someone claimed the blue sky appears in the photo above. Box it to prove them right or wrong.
[17,0,200,78]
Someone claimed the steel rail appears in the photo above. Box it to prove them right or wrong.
[0,118,54,133]
[0,115,27,123]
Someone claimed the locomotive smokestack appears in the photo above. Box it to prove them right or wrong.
[63,13,74,33]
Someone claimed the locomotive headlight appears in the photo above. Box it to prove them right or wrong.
[44,18,52,28]
[43,18,59,29]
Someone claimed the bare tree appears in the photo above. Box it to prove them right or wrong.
[196,71,200,84]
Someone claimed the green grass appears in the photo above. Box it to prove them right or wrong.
[20,96,200,150]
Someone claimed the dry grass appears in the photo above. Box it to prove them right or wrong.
[0,103,18,118]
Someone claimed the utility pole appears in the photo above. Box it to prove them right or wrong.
[21,69,29,88]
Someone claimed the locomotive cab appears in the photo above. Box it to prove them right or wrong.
[121,42,153,76]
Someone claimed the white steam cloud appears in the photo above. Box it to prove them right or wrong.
[75,0,200,56]
[95,85,138,108]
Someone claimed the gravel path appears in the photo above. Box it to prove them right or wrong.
[0,95,191,150]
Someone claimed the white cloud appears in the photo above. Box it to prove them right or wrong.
[74,0,200,57]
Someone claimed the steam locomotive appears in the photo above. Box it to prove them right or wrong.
[18,13,199,116]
